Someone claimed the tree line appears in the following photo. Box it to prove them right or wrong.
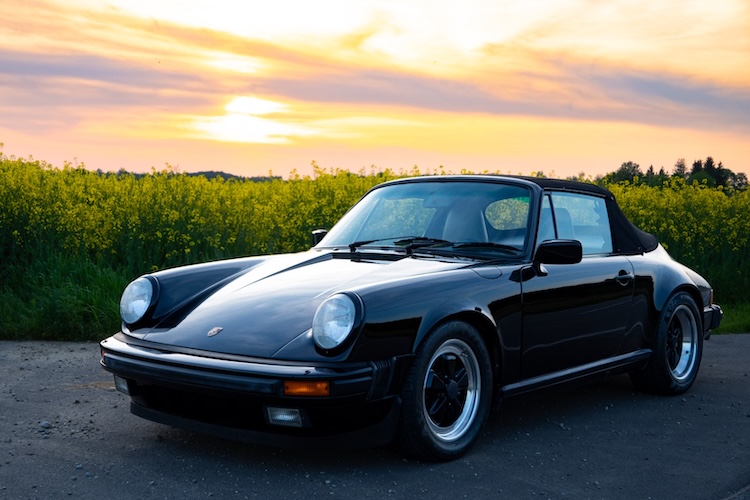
[598,157,747,190]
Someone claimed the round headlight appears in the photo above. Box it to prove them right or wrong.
[120,277,154,324]
[312,294,358,350]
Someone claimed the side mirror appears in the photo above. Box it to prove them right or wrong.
[311,229,328,246]
[533,239,582,275]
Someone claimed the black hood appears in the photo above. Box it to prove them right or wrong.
[138,251,467,358]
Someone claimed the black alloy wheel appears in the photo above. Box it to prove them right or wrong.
[397,321,493,461]
[630,291,703,395]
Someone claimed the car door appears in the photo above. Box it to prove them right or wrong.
[521,191,635,379]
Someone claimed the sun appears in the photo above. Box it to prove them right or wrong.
[192,96,314,144]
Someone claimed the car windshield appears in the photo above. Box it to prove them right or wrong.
[319,180,532,257]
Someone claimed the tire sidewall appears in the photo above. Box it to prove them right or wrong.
[398,321,493,461]
[653,291,703,394]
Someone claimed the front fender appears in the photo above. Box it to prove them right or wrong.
[348,267,520,362]
[413,297,498,351]
[127,256,270,330]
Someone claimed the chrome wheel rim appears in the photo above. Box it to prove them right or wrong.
[422,339,481,442]
[667,304,699,381]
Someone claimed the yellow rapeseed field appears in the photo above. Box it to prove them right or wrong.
[1,153,747,339]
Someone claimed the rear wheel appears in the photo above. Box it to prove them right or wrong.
[630,292,703,395]
[397,321,492,461]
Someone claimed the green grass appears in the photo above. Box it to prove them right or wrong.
[713,302,750,334]
[0,254,126,340]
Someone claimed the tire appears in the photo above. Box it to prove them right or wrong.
[630,291,703,395]
[397,321,493,462]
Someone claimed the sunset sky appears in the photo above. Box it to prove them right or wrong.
[1,0,748,179]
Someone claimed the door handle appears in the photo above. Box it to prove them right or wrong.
[615,271,634,286]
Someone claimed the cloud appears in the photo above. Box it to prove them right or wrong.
[589,68,750,128]
[250,61,750,131]
[0,51,206,96]
[2,0,749,147]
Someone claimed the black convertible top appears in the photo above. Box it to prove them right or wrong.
[514,176,612,195]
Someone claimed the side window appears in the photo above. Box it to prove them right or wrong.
[549,192,613,255]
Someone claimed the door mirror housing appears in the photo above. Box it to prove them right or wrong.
[533,239,582,275]
[311,229,328,246]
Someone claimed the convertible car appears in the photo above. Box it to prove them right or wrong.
[100,175,722,461]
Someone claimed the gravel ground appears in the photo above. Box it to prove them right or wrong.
[0,335,748,500]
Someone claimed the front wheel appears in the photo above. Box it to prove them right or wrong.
[630,291,703,395]
[397,321,493,461]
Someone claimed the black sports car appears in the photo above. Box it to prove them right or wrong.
[100,175,722,461]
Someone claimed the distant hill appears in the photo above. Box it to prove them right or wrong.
[97,168,282,182]
[189,170,282,182]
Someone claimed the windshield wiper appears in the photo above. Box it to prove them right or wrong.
[394,237,452,255]
[348,237,521,258]
[348,239,382,252]
[394,237,450,247]
[348,236,451,254]
[450,242,522,254]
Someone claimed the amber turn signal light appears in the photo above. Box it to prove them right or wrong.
[283,380,330,396]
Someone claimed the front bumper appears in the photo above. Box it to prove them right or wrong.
[703,303,723,337]
[100,334,405,448]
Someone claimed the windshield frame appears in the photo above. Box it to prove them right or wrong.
[316,176,538,260]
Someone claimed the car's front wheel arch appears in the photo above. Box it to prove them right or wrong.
[414,310,501,385]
